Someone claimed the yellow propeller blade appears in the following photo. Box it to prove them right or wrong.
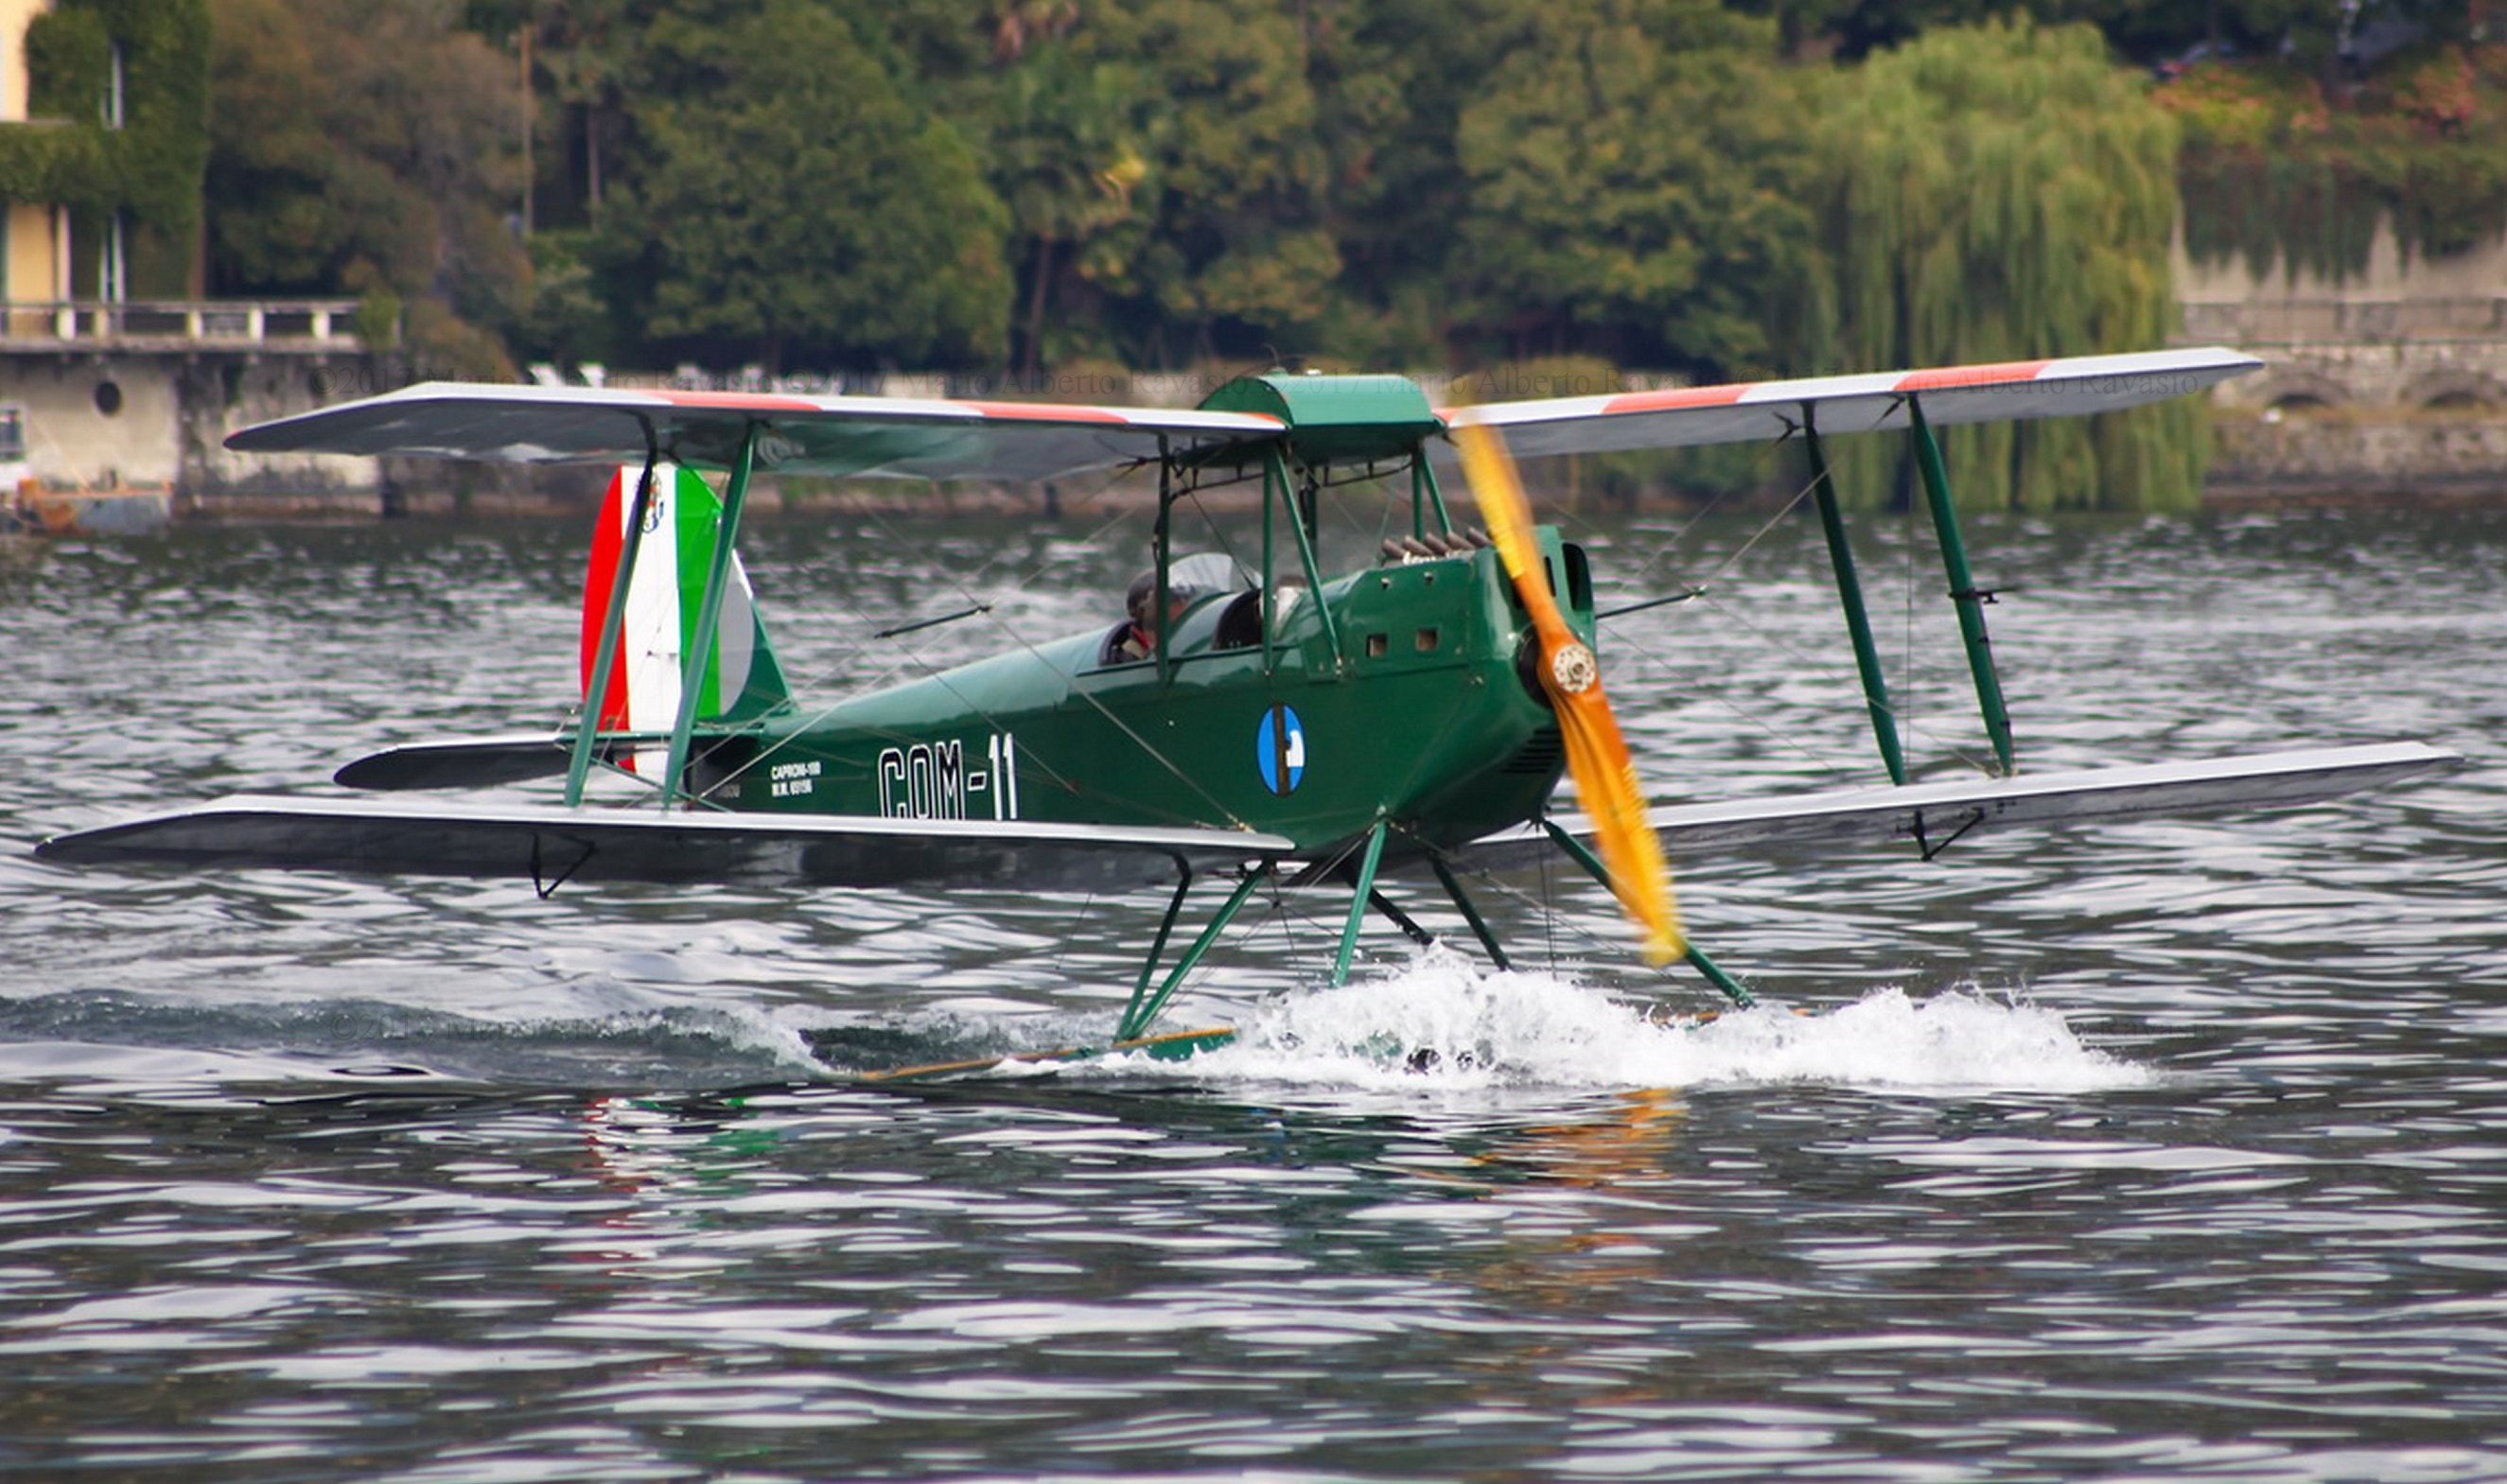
[1454,422,1684,967]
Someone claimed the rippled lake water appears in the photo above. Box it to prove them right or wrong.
[2,501,2503,1482]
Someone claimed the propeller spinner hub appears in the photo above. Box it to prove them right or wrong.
[1549,641,1599,695]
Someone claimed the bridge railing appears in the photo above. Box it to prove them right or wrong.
[0,300,377,351]
[2183,297,2507,341]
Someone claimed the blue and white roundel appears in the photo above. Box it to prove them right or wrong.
[1255,705,1306,795]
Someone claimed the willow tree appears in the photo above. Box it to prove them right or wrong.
[1807,21,2201,513]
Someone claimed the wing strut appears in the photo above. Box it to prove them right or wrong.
[569,440,659,805]
[660,422,760,809]
[1911,396,2016,775]
[1803,407,1909,786]
[1153,437,1174,681]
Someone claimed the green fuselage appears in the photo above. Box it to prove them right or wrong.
[697,534,1594,862]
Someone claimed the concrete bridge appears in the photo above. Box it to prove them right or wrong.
[2183,297,2507,412]
[2174,225,2507,498]
[2176,301,2507,498]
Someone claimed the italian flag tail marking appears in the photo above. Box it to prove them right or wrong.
[581,464,788,773]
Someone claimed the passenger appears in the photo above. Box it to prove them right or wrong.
[1119,569,1188,661]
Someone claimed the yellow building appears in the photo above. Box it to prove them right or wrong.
[0,0,70,337]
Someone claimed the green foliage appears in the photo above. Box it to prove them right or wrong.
[1450,0,1814,381]
[508,229,613,367]
[204,0,529,375]
[1806,20,2200,513]
[2161,47,2507,281]
[592,0,1010,370]
[973,43,1155,372]
[0,0,209,293]
[1055,0,1338,362]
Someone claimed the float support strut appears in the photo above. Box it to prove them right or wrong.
[1908,397,2014,776]
[1117,868,1266,1042]
[1543,820,1756,1008]
[1367,891,1438,948]
[1331,822,1390,987]
[1429,856,1512,971]
[1125,867,1195,1023]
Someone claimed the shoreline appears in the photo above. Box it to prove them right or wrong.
[161,474,2507,526]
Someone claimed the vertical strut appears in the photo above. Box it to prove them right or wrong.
[1802,410,1907,786]
[660,423,760,809]
[1908,397,2014,776]
[1153,441,1173,683]
[569,444,659,807]
[1259,446,1276,675]
[1268,445,1341,665]
[1411,452,1453,538]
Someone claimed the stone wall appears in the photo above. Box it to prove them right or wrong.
[175,358,385,514]
[2176,215,2507,498]
[2210,412,2507,498]
[0,354,181,488]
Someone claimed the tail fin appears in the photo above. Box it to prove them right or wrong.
[581,464,789,770]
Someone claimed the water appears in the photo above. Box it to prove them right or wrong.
[1,504,2503,1482]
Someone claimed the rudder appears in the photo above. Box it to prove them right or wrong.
[580,464,789,772]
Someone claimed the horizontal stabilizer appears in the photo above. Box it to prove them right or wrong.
[1447,742,2463,868]
[333,734,578,791]
[36,795,1297,894]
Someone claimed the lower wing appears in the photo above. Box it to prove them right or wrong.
[1446,743,2463,866]
[35,795,1293,895]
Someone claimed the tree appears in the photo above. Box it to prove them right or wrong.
[980,46,1153,375]
[1805,19,2200,512]
[1446,0,1815,381]
[205,0,528,375]
[1051,0,1338,367]
[593,0,1010,371]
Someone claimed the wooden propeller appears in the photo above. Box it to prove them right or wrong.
[1454,423,1684,966]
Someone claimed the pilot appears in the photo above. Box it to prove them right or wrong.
[1119,569,1188,661]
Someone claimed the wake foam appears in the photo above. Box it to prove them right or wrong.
[0,984,833,1091]
[1103,949,2148,1094]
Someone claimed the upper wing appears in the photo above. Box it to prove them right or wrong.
[1442,743,2463,868]
[225,383,1286,483]
[1442,347,2260,460]
[35,795,1296,895]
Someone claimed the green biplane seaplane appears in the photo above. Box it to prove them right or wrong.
[34,346,2461,1075]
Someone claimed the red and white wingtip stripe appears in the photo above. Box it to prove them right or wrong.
[435,381,1288,430]
[224,379,1285,465]
[1440,346,2262,459]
